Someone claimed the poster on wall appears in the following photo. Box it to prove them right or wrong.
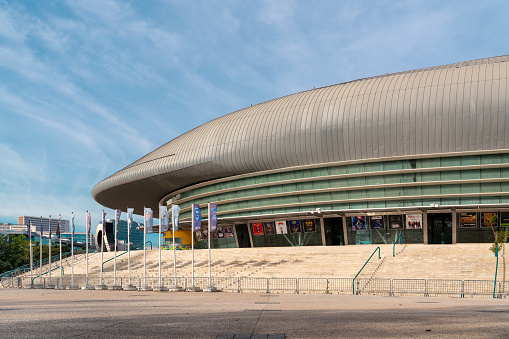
[263,222,275,234]
[224,226,233,238]
[406,214,422,229]
[351,216,366,231]
[276,221,288,234]
[253,222,264,235]
[303,219,316,232]
[288,220,301,233]
[500,213,509,227]
[388,215,404,230]
[481,212,498,228]
[369,215,385,230]
[217,227,225,238]
[195,229,203,241]
[459,212,477,228]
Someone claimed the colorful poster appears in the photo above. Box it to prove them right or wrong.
[276,221,288,234]
[253,222,264,235]
[459,212,477,228]
[370,215,385,230]
[263,222,275,234]
[288,220,301,233]
[406,214,422,229]
[481,212,498,228]
[224,226,233,237]
[352,216,366,231]
[195,230,203,241]
[388,215,404,230]
[303,219,316,232]
[500,212,509,227]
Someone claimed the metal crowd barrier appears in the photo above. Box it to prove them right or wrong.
[5,276,509,298]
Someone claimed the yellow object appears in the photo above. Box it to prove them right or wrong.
[163,230,192,246]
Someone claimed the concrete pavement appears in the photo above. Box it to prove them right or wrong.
[1,289,509,338]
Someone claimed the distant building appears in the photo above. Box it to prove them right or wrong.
[18,216,70,234]
[94,219,144,251]
[60,232,95,247]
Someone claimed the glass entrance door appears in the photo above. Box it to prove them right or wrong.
[235,224,251,248]
[324,218,344,245]
[428,213,453,244]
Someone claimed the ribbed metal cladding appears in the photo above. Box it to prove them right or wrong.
[92,55,509,216]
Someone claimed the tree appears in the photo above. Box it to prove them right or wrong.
[0,234,30,274]
[489,214,509,255]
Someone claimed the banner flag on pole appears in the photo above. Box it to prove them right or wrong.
[160,206,169,232]
[192,204,201,232]
[71,213,75,236]
[48,216,52,239]
[145,207,153,234]
[209,203,217,232]
[115,209,121,235]
[128,208,134,234]
[86,212,91,236]
[57,214,61,238]
[172,204,180,232]
[27,219,31,238]
[39,216,43,238]
[102,210,106,231]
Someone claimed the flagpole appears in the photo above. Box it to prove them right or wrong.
[85,211,89,289]
[192,208,195,288]
[114,214,117,288]
[39,216,43,287]
[28,220,33,288]
[144,207,147,289]
[48,216,52,287]
[100,210,104,288]
[208,204,211,288]
[173,206,177,287]
[58,215,62,289]
[158,204,162,290]
[128,207,131,287]
[71,212,74,288]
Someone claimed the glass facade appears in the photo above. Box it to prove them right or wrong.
[167,152,509,247]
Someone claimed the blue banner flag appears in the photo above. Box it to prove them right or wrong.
[192,203,201,232]
[160,206,169,232]
[209,203,217,232]
[71,213,75,236]
[101,210,106,232]
[86,212,91,236]
[48,216,52,238]
[115,209,121,235]
[39,216,43,237]
[57,214,62,238]
[172,204,180,232]
[145,207,153,234]
[127,208,134,234]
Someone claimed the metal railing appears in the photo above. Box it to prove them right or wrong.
[353,246,381,295]
[3,276,508,298]
[393,234,403,257]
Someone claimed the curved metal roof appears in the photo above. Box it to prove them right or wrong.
[92,55,509,216]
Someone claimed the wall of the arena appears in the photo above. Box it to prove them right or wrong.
[164,150,509,248]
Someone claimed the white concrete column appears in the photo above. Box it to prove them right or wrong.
[247,223,254,248]
[452,212,457,244]
[233,225,239,248]
[342,216,348,246]
[423,212,428,245]
[320,217,326,246]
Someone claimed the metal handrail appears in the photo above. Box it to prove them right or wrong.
[352,246,381,295]
[393,234,403,257]
[101,243,146,271]
[0,250,75,278]
[493,243,498,298]
[31,265,64,284]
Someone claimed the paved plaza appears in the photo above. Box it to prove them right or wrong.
[1,289,509,338]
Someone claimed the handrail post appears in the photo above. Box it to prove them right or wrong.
[493,243,498,298]
[393,234,403,257]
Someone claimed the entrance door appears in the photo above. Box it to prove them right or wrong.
[428,213,453,244]
[235,224,251,248]
[324,218,344,246]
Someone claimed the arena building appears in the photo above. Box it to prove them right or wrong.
[92,55,509,248]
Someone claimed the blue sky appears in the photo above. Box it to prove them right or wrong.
[1,0,508,232]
